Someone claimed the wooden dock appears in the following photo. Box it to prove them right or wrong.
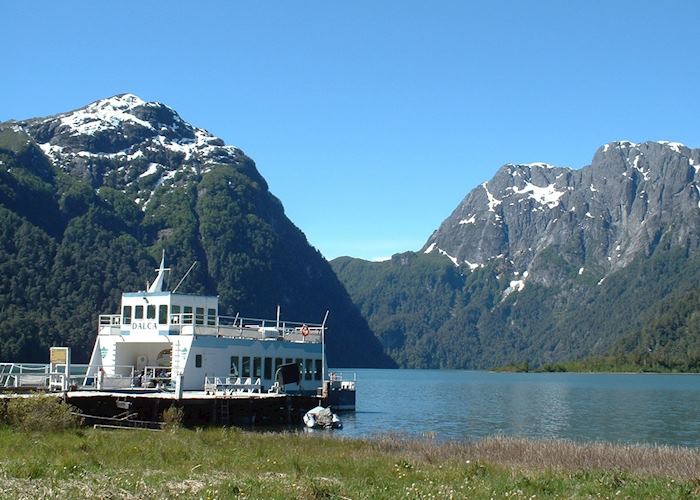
[1,389,326,428]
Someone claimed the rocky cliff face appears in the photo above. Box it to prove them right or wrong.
[423,141,700,292]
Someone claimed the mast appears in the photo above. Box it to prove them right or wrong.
[147,250,169,293]
[321,310,329,382]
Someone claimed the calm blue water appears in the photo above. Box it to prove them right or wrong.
[335,369,700,447]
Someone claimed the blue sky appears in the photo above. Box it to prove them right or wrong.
[3,1,700,261]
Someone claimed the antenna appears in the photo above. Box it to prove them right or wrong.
[321,310,329,383]
[172,261,197,293]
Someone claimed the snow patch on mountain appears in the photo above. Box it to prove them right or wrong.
[511,182,566,209]
[503,275,527,298]
[658,141,686,154]
[482,182,501,212]
[139,163,161,178]
[57,94,153,136]
[38,143,64,159]
[464,260,482,271]
[437,247,458,266]
[522,162,555,169]
[628,153,650,181]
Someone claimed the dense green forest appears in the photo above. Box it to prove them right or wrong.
[0,127,393,367]
[332,242,700,370]
[527,276,700,373]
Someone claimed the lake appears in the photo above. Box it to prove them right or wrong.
[334,369,700,447]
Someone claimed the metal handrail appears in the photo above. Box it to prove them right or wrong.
[165,313,324,342]
[327,371,357,382]
[99,312,325,343]
[99,314,121,326]
[204,376,262,394]
[143,366,171,378]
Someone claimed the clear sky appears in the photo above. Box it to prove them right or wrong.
[3,1,700,261]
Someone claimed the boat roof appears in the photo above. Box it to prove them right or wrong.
[122,291,217,299]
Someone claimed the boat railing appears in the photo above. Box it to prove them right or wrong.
[98,314,122,335]
[141,365,172,388]
[328,371,357,385]
[49,363,86,390]
[0,363,50,388]
[143,365,170,378]
[82,364,135,389]
[204,376,262,395]
[167,313,324,343]
[0,363,92,390]
[99,314,122,326]
[98,312,324,343]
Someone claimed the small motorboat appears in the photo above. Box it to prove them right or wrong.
[303,405,342,429]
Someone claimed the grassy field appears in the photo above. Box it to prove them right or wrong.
[1,426,699,499]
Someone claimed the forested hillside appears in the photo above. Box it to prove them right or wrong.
[333,141,700,370]
[0,97,393,367]
[333,245,700,370]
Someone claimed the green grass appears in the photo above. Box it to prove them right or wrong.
[0,428,699,498]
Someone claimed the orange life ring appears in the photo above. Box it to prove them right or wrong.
[301,325,310,337]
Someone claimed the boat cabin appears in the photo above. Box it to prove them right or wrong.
[85,256,327,393]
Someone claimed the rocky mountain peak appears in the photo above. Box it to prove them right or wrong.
[423,140,700,295]
[12,94,251,208]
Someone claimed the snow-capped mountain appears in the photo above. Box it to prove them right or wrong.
[15,93,249,209]
[423,141,700,293]
[0,94,394,368]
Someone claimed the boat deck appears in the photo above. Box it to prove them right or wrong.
[63,389,297,400]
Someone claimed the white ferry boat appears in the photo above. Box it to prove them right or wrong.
[1,254,356,412]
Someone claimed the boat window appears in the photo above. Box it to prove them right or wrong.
[253,357,261,378]
[242,357,251,378]
[123,306,132,325]
[195,307,204,325]
[315,359,322,380]
[285,358,293,365]
[274,358,283,379]
[230,356,239,376]
[207,308,216,326]
[158,305,168,324]
[183,306,192,324]
[171,305,180,323]
[305,359,313,380]
[135,305,144,319]
[195,354,202,368]
[264,358,272,379]
[295,358,303,372]
[147,305,156,320]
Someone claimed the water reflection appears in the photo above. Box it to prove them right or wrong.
[338,370,700,447]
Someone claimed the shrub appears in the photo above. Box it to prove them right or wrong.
[2,395,82,431]
[162,405,184,429]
